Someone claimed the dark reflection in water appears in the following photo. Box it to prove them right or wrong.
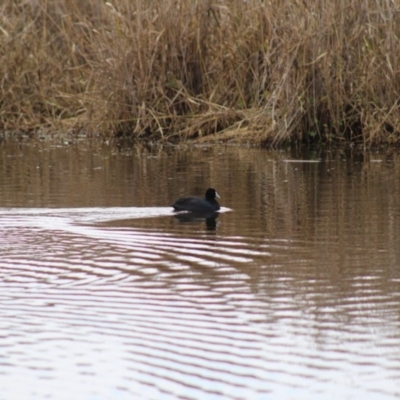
[173,211,220,230]
[1,139,400,399]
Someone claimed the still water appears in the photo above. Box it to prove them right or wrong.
[1,140,400,399]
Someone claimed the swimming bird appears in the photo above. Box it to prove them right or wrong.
[171,188,221,212]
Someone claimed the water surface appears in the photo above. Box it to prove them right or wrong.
[1,140,400,399]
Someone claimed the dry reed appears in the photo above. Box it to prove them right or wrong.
[1,0,400,145]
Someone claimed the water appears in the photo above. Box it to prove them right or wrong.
[1,140,400,399]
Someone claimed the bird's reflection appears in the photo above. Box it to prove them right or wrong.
[173,211,219,230]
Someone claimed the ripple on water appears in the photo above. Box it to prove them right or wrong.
[1,209,400,399]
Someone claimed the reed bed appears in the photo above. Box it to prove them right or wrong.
[1,0,400,145]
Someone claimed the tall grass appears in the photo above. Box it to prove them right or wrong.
[1,0,400,145]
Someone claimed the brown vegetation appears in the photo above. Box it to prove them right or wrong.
[1,0,400,145]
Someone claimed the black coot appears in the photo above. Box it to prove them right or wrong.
[172,188,221,212]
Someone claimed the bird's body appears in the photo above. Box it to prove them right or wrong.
[172,188,220,212]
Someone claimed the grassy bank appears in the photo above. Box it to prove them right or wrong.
[1,0,400,145]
